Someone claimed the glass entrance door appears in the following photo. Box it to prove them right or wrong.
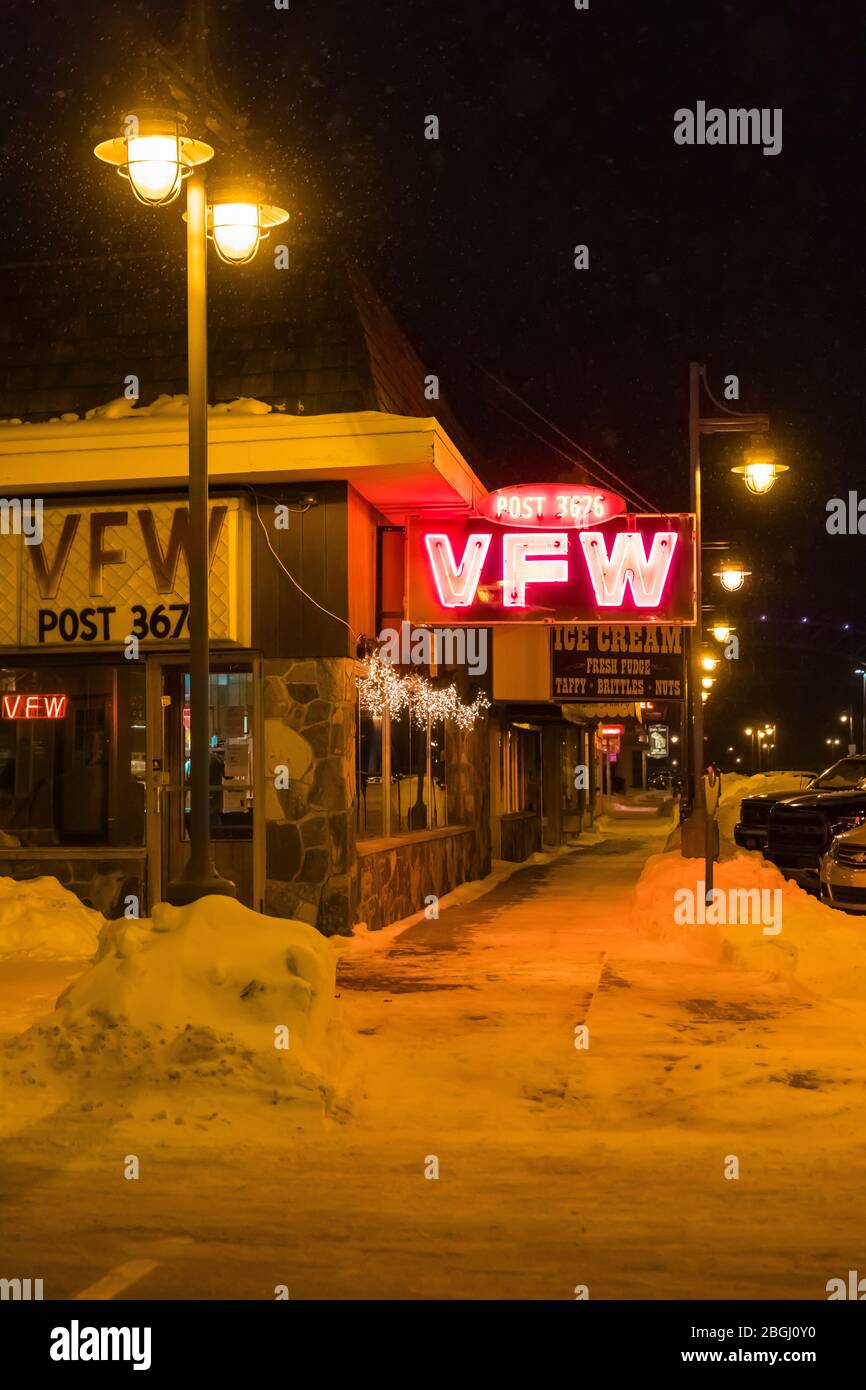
[147,659,258,908]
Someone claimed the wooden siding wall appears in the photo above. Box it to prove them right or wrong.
[346,486,378,645]
[251,481,354,658]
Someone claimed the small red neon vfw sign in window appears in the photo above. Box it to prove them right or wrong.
[408,514,696,626]
[1,693,69,719]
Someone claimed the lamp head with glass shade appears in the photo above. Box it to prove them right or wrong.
[203,178,289,265]
[731,437,789,496]
[94,109,214,207]
[714,561,751,592]
[710,621,733,643]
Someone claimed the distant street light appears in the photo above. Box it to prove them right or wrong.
[714,562,751,593]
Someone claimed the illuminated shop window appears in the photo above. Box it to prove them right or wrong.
[356,698,448,839]
[0,665,146,847]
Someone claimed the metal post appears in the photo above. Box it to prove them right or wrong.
[682,362,707,856]
[381,704,392,837]
[166,170,235,904]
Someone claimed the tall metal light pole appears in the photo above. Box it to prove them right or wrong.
[166,168,236,904]
[94,10,287,905]
[681,363,772,857]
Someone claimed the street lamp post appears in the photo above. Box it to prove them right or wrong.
[171,168,236,904]
[855,667,866,752]
[95,101,287,905]
[840,709,855,754]
[681,363,774,857]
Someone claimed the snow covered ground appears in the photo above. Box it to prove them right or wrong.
[0,876,102,962]
[1,808,865,1299]
[0,893,346,1143]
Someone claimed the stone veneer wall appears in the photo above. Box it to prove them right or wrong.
[263,657,357,936]
[356,828,482,932]
[264,667,492,937]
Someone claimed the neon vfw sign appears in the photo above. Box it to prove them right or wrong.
[407,490,696,626]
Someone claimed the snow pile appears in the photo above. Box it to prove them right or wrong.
[715,769,816,848]
[84,394,273,421]
[3,895,345,1109]
[633,848,866,999]
[0,876,103,961]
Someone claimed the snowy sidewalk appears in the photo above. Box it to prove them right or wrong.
[2,814,865,1300]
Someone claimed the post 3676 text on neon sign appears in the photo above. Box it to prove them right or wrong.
[407,514,696,626]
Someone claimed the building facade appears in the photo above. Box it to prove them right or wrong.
[0,251,679,933]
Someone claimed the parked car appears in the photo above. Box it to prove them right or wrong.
[647,769,672,791]
[820,822,866,912]
[765,756,866,890]
[733,771,817,852]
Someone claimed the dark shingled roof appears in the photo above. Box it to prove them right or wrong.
[0,245,475,461]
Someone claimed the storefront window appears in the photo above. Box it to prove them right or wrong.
[357,709,384,837]
[357,698,449,839]
[0,665,146,846]
[499,724,541,815]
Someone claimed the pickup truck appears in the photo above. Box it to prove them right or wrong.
[765,756,866,889]
[733,771,817,852]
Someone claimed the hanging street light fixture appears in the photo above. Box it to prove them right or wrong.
[94,108,214,207]
[207,178,289,265]
[731,437,790,496]
[714,562,751,593]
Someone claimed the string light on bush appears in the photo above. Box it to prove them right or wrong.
[357,652,490,730]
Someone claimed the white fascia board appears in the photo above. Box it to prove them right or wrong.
[0,411,487,514]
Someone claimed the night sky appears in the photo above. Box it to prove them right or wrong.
[3,0,863,769]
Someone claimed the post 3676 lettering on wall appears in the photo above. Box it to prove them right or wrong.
[0,496,250,648]
[551,624,686,700]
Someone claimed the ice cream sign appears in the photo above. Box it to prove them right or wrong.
[407,508,696,625]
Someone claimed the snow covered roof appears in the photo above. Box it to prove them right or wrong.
[0,403,486,521]
[0,246,485,516]
[0,246,476,462]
